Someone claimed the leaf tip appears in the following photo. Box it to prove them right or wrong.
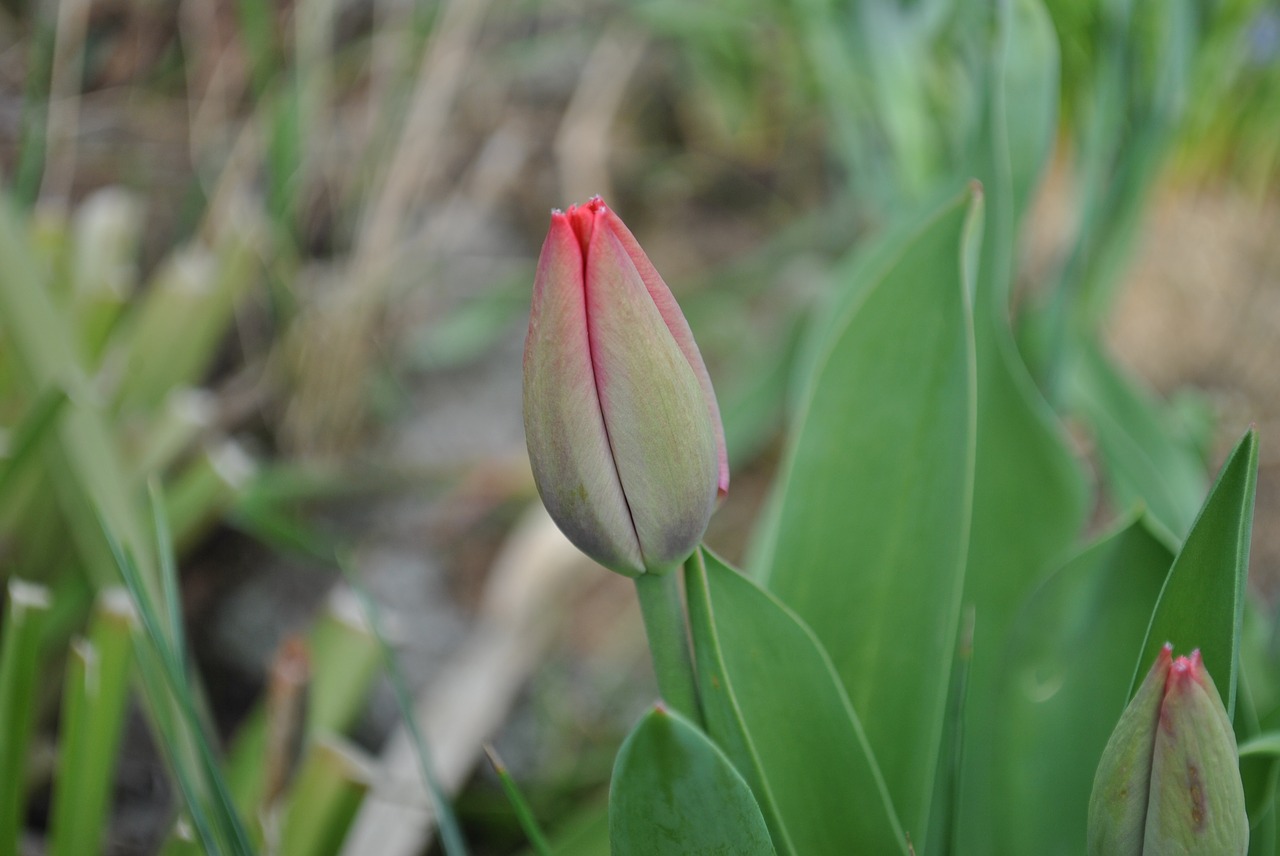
[483,743,507,774]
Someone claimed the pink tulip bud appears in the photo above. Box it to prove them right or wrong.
[523,197,728,576]
[1088,644,1248,855]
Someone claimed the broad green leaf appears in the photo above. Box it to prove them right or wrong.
[1133,428,1258,716]
[608,705,774,856]
[999,515,1173,854]
[783,179,980,423]
[956,4,1090,850]
[687,549,907,856]
[1065,341,1207,539]
[755,186,978,844]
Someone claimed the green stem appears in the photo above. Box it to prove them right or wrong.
[634,567,701,727]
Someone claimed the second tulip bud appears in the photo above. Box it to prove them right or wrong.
[1088,644,1248,855]
[523,197,728,577]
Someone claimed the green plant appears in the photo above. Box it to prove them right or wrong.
[513,3,1280,848]
[521,198,1272,855]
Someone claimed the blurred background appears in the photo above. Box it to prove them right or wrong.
[0,0,1278,853]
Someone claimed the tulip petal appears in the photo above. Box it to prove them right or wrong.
[585,212,719,570]
[1144,651,1248,855]
[599,205,729,498]
[1088,644,1171,856]
[524,214,645,575]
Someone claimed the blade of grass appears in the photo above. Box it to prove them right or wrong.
[149,479,185,655]
[484,746,552,856]
[130,622,225,856]
[47,589,136,856]
[0,580,52,856]
[104,508,256,856]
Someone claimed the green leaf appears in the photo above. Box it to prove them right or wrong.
[106,525,255,856]
[755,186,978,844]
[608,705,774,856]
[687,549,906,855]
[1133,428,1258,716]
[999,515,1173,854]
[957,3,1090,850]
[1065,341,1207,539]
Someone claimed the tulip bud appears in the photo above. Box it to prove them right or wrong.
[523,197,728,577]
[1088,644,1248,856]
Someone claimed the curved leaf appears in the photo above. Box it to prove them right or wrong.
[687,549,906,856]
[754,186,978,844]
[1000,515,1173,854]
[1133,428,1258,715]
[956,3,1089,849]
[608,705,774,856]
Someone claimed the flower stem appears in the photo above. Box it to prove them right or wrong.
[634,567,701,726]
